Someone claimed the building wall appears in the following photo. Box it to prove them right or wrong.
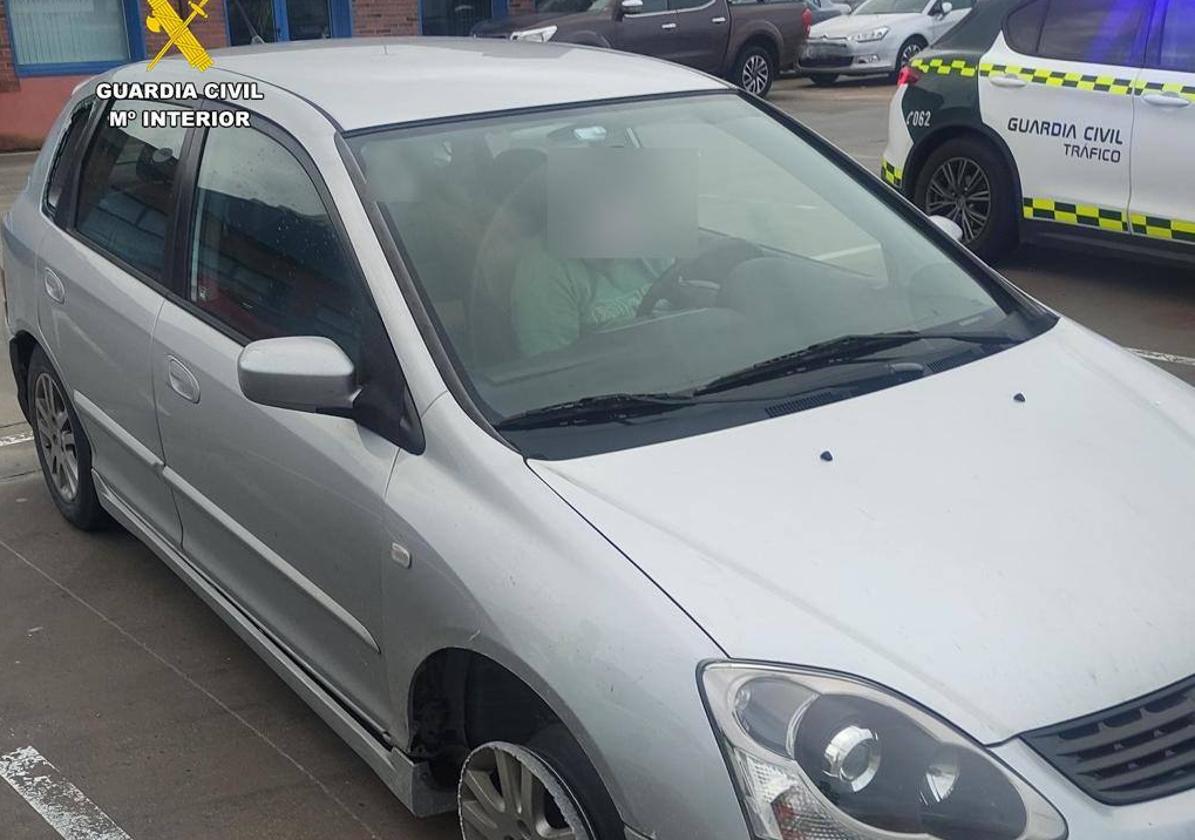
[0,0,531,150]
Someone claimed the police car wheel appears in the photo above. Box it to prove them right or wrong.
[914,137,1017,263]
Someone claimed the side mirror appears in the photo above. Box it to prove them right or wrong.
[238,336,359,414]
[933,0,953,14]
[930,215,964,242]
[617,0,644,17]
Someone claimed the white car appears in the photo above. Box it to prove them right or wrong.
[801,0,973,84]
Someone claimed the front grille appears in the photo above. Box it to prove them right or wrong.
[1024,675,1195,805]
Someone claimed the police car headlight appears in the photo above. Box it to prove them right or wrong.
[510,24,557,41]
[848,27,889,42]
[701,663,1068,840]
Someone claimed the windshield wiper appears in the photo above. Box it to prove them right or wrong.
[693,330,1018,397]
[494,392,698,431]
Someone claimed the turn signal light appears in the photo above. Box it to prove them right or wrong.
[897,64,922,87]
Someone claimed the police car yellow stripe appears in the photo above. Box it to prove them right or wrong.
[1023,198,1129,232]
[882,159,904,188]
[910,57,977,77]
[979,63,1137,95]
[1130,213,1195,243]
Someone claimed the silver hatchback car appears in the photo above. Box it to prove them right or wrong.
[5,38,1195,840]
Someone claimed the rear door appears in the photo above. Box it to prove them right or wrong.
[1128,0,1195,247]
[979,0,1152,236]
[667,0,730,72]
[38,99,187,545]
[151,111,401,732]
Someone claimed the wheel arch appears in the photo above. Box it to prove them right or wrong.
[8,330,41,422]
[725,29,782,76]
[406,645,622,818]
[905,121,1023,210]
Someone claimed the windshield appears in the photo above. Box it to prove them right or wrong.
[350,94,1046,454]
[854,0,926,13]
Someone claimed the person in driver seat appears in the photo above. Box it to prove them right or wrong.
[496,148,668,358]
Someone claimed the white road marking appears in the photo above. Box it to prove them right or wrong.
[1129,348,1195,368]
[0,746,131,840]
[0,430,33,448]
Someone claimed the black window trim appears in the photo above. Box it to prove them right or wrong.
[42,95,99,223]
[65,96,196,301]
[1003,0,1155,68]
[63,96,421,451]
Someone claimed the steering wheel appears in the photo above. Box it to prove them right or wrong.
[636,237,768,318]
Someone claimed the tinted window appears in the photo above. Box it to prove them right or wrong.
[1004,0,1045,54]
[45,98,95,217]
[1159,0,1195,73]
[75,102,189,280]
[189,127,365,359]
[1035,0,1150,66]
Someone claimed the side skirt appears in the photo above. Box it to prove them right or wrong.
[93,471,457,818]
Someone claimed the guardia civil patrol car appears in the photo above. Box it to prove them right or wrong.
[882,0,1195,263]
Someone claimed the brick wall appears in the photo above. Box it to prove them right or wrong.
[144,0,230,57]
[0,0,17,93]
[353,0,420,35]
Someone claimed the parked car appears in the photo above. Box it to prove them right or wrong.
[473,0,814,96]
[800,0,972,84]
[7,37,1195,840]
[884,0,1195,265]
[806,0,853,24]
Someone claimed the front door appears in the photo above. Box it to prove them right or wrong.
[151,119,398,732]
[228,0,335,44]
[980,0,1152,235]
[1128,0,1195,248]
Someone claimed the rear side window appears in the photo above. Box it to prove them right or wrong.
[75,101,189,281]
[1004,0,1046,55]
[1034,0,1151,66]
[1158,0,1195,73]
[188,126,367,359]
[44,98,96,218]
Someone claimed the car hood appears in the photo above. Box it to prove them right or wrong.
[810,12,920,37]
[529,320,1195,744]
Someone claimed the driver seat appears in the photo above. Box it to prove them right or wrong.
[468,149,548,365]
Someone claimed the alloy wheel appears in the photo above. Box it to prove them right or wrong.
[924,156,992,243]
[900,42,923,66]
[34,373,79,502]
[459,742,588,840]
[742,53,770,95]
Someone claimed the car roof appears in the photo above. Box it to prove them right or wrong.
[120,38,730,132]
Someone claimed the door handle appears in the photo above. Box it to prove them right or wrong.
[43,268,65,304]
[1142,92,1190,108]
[661,21,677,29]
[166,356,200,404]
[711,15,727,22]
[989,73,1027,89]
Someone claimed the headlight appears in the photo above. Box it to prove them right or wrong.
[510,25,557,41]
[702,663,1068,840]
[848,27,889,42]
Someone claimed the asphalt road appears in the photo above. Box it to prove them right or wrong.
[2,77,1195,840]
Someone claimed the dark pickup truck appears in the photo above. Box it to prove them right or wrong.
[473,0,814,97]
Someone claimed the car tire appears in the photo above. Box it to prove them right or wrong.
[732,44,776,97]
[809,73,839,86]
[459,725,623,840]
[27,347,109,531]
[913,136,1018,263]
[895,36,928,74]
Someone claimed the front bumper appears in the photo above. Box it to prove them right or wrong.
[994,739,1195,839]
[799,37,901,75]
